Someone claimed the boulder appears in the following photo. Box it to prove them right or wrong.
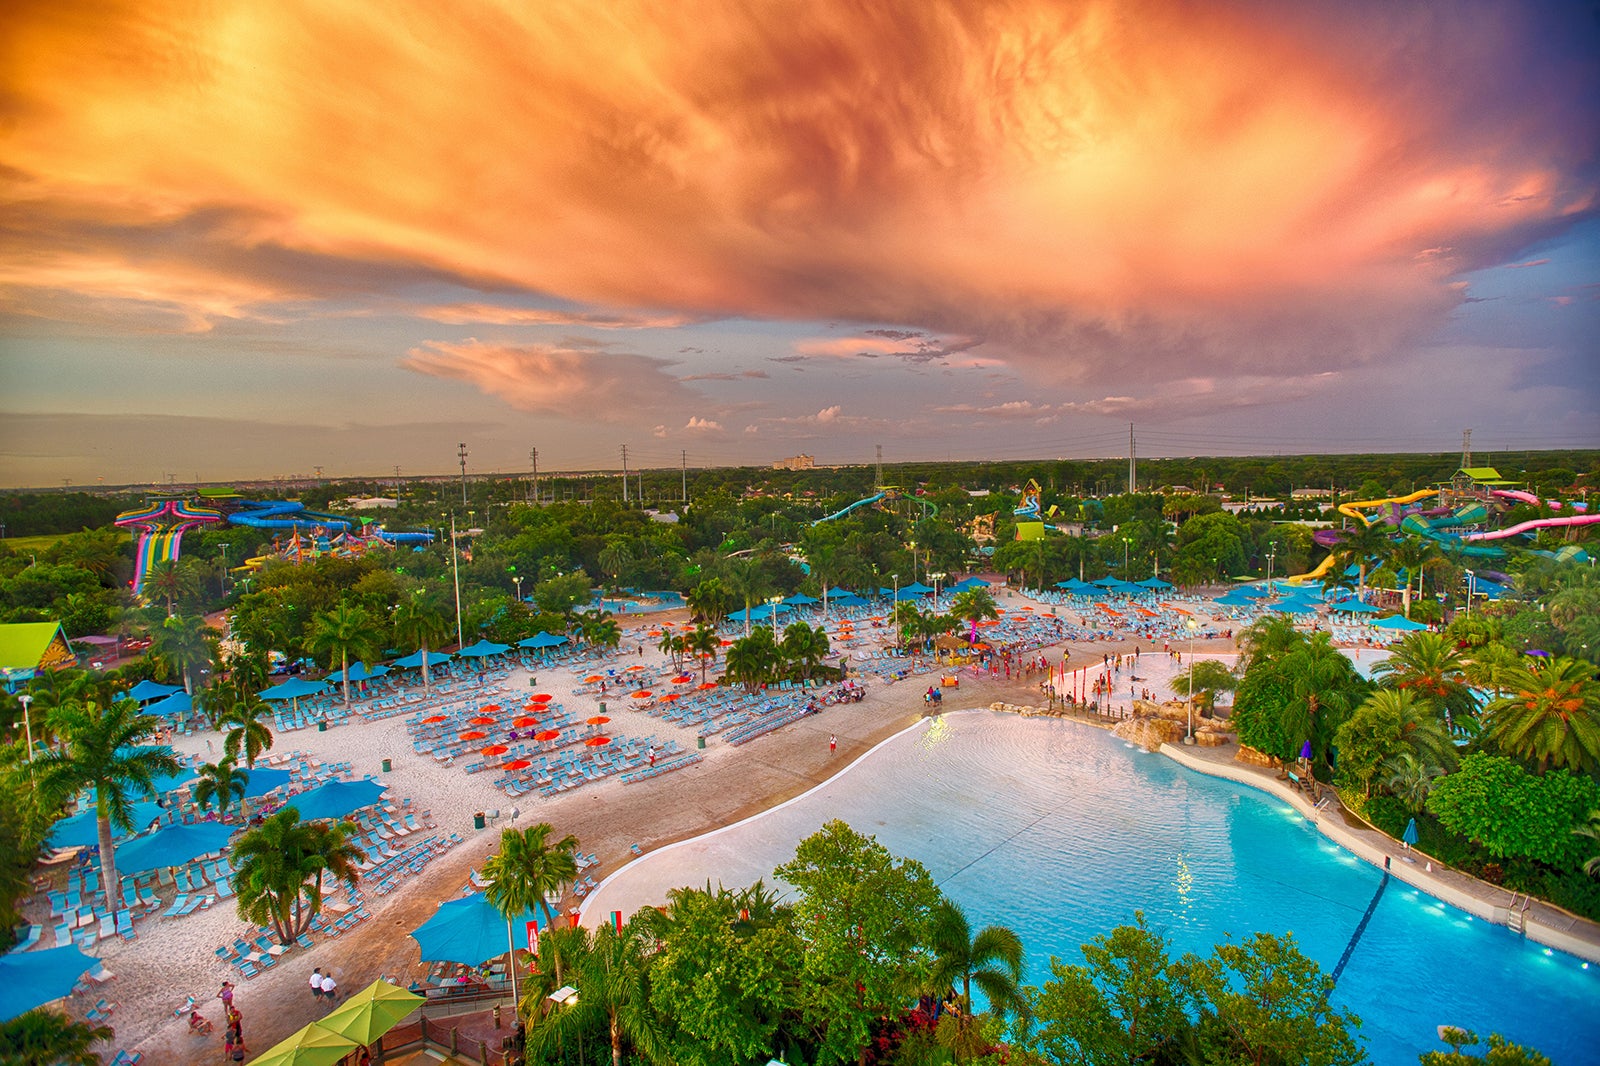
[1113,716,1184,751]
[1235,744,1281,769]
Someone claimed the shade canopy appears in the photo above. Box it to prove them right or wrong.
[518,631,569,649]
[782,593,819,605]
[127,679,182,702]
[456,639,511,658]
[1235,586,1271,599]
[732,604,790,622]
[259,677,329,701]
[47,798,163,849]
[1373,615,1430,631]
[392,650,453,669]
[410,891,539,966]
[241,767,295,798]
[1331,599,1379,614]
[283,778,388,822]
[317,979,425,1045]
[144,691,192,718]
[1136,578,1173,589]
[344,661,390,682]
[899,582,934,595]
[831,593,869,608]
[247,1021,359,1066]
[114,821,234,875]
[140,765,199,797]
[1055,579,1095,592]
[950,577,991,589]
[0,944,100,1022]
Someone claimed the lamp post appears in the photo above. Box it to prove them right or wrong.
[512,575,523,603]
[1266,551,1276,597]
[1184,618,1199,744]
[909,541,918,583]
[547,985,578,1061]
[1123,538,1131,574]
[18,693,34,776]
[1463,568,1475,618]
[930,571,945,613]
[450,515,465,648]
[769,595,782,633]
[892,573,898,613]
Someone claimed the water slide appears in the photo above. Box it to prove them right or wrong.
[1338,488,1439,526]
[1492,489,1589,512]
[115,499,224,593]
[228,500,353,531]
[1461,514,1600,542]
[373,529,435,544]
[812,492,886,525]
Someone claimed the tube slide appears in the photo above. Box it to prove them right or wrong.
[1461,514,1600,542]
[374,529,435,544]
[229,500,353,531]
[1338,489,1438,527]
[812,492,886,525]
[115,499,225,593]
[1492,489,1588,512]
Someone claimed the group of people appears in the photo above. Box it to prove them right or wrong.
[310,966,340,1003]
[187,980,247,1061]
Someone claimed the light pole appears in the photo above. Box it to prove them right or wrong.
[909,541,918,583]
[1463,568,1475,618]
[769,595,782,633]
[1183,618,1199,744]
[219,543,228,597]
[1123,538,1131,573]
[1266,551,1275,597]
[930,571,945,613]
[512,575,523,603]
[450,515,465,648]
[548,985,578,1061]
[18,694,34,776]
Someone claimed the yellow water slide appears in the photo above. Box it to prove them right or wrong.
[1283,488,1440,584]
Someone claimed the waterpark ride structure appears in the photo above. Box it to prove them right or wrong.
[114,498,225,594]
[811,486,937,526]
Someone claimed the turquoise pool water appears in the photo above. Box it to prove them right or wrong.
[587,711,1599,1064]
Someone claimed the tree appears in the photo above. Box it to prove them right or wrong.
[1177,931,1365,1066]
[948,587,999,629]
[34,697,180,918]
[1482,656,1600,775]
[1335,689,1458,799]
[1021,913,1190,1066]
[723,560,768,638]
[1375,632,1477,731]
[0,1008,113,1066]
[780,620,830,681]
[686,624,719,684]
[920,898,1028,1061]
[1388,535,1445,619]
[149,613,216,695]
[308,600,378,706]
[521,923,664,1066]
[1426,753,1600,868]
[481,823,579,971]
[1327,520,1391,598]
[685,577,730,628]
[393,594,450,692]
[222,696,275,768]
[232,807,362,945]
[142,558,199,616]
[658,630,685,672]
[1420,1029,1553,1066]
[1232,631,1368,769]
[724,627,780,692]
[774,820,941,1065]
[193,757,249,819]
[1169,660,1237,716]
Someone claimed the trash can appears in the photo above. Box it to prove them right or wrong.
[473,812,486,830]
[381,758,392,773]
[697,735,706,750]
[317,720,327,732]
[599,702,606,714]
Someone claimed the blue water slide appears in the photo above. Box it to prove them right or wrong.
[229,500,353,531]
[374,529,435,544]
[812,492,886,525]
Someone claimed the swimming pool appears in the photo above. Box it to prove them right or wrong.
[585,710,1599,1065]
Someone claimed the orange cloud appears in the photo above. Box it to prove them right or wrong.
[402,339,699,418]
[2,0,1594,380]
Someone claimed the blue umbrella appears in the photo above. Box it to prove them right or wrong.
[47,799,163,849]
[140,765,198,797]
[456,639,511,658]
[1373,615,1429,631]
[1332,599,1379,614]
[410,892,540,966]
[1055,579,1095,593]
[1236,586,1271,599]
[259,677,328,701]
[1091,577,1122,588]
[145,690,192,718]
[950,577,991,590]
[518,632,567,649]
[1136,578,1173,589]
[1403,818,1419,847]
[240,766,295,798]
[284,778,388,822]
[345,661,390,682]
[830,593,869,608]
[392,649,453,669]
[0,944,100,1021]
[782,593,819,605]
[1271,601,1316,615]
[127,679,181,702]
[1300,740,1313,760]
[114,822,234,875]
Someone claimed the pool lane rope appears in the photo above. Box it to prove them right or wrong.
[1330,871,1389,988]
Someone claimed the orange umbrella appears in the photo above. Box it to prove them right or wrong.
[480,704,502,713]
[534,729,560,742]
[631,690,652,699]
[482,744,509,756]
[469,716,496,725]
[648,630,662,637]
[421,715,448,723]
[720,639,733,647]
[529,693,553,702]
[586,715,610,726]
[625,665,646,672]
[461,730,487,740]
[672,675,692,684]
[697,682,717,690]
[514,716,539,727]
[584,675,605,683]
[585,736,611,747]
[503,759,531,771]
[1018,606,1033,612]
[659,692,680,702]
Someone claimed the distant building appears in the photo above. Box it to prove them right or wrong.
[345,496,398,510]
[1290,487,1333,500]
[772,455,816,471]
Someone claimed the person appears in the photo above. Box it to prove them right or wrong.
[226,1006,242,1038]
[829,734,837,753]
[188,1010,212,1035]
[229,1035,248,1063]
[320,971,338,1002]
[648,751,656,767]
[311,967,324,999]
[218,980,234,1009]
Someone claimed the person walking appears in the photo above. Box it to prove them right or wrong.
[217,981,234,1011]
[829,734,837,753]
[311,967,324,1000]
[320,971,338,1003]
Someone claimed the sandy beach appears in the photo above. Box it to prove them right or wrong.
[35,584,1244,1065]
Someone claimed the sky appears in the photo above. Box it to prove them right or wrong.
[2,0,1597,488]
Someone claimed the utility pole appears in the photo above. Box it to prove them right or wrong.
[529,447,539,505]
[1461,428,1473,470]
[314,465,324,484]
[681,450,687,503]
[620,445,629,503]
[875,444,883,487]
[457,442,469,506]
[1128,422,1136,495]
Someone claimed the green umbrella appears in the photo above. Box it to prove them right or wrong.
[318,979,425,1045]
[246,1021,358,1066]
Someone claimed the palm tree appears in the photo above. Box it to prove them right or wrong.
[685,577,730,628]
[686,624,719,684]
[1365,689,1459,776]
[1382,751,1448,814]
[308,600,377,706]
[1482,656,1600,775]
[481,823,579,945]
[34,697,180,917]
[1374,632,1476,730]
[724,628,779,692]
[0,1008,113,1066]
[222,697,275,767]
[1388,535,1445,619]
[1574,809,1600,878]
[657,631,685,672]
[193,757,249,819]
[598,540,635,587]
[1328,520,1392,598]
[949,588,999,628]
[149,613,217,695]
[806,542,841,616]
[780,621,830,681]
[1463,641,1521,703]
[1170,660,1238,716]
[142,558,199,616]
[920,898,1028,1061]
[521,923,665,1066]
[1236,615,1300,670]
[1277,633,1368,771]
[232,807,362,945]
[723,560,767,638]
[393,594,450,692]
[582,610,622,653]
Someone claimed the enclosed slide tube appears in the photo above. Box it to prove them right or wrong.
[229,500,353,531]
[1461,514,1600,542]
[1491,489,1588,512]
[373,529,435,544]
[114,499,224,594]
[812,492,886,525]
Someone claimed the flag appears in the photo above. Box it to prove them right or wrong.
[611,910,623,933]
[525,920,539,953]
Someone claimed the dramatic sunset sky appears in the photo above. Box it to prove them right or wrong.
[2,0,1597,486]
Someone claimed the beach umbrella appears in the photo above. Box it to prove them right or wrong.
[246,1021,358,1066]
[145,691,192,719]
[47,798,162,849]
[1300,740,1313,761]
[586,736,612,747]
[631,690,652,699]
[318,980,425,1047]
[697,682,717,691]
[114,822,234,875]
[456,639,511,658]
[411,892,538,967]
[259,677,328,701]
[284,778,388,822]
[832,593,869,607]
[240,766,294,799]
[0,944,100,1022]
[1235,586,1271,599]
[392,650,454,669]
[482,744,509,757]
[1332,600,1379,614]
[782,593,819,605]
[518,632,568,649]
[1136,578,1174,589]
[1373,615,1429,631]
[503,759,531,771]
[127,679,181,703]
[529,693,553,702]
[659,692,680,702]
[672,675,692,684]
[586,715,610,726]
[460,730,488,741]
[534,730,560,742]
[344,661,390,682]
[1403,818,1419,848]
[625,664,646,672]
[480,704,502,713]
[513,716,539,728]
[1271,601,1316,615]
[421,714,448,724]
[582,675,604,683]
[469,716,496,725]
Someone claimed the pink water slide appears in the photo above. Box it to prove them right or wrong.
[1462,513,1600,541]
[1492,489,1589,512]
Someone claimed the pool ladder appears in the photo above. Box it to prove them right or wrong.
[1505,892,1531,936]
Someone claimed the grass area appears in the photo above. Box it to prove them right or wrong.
[1,534,73,552]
